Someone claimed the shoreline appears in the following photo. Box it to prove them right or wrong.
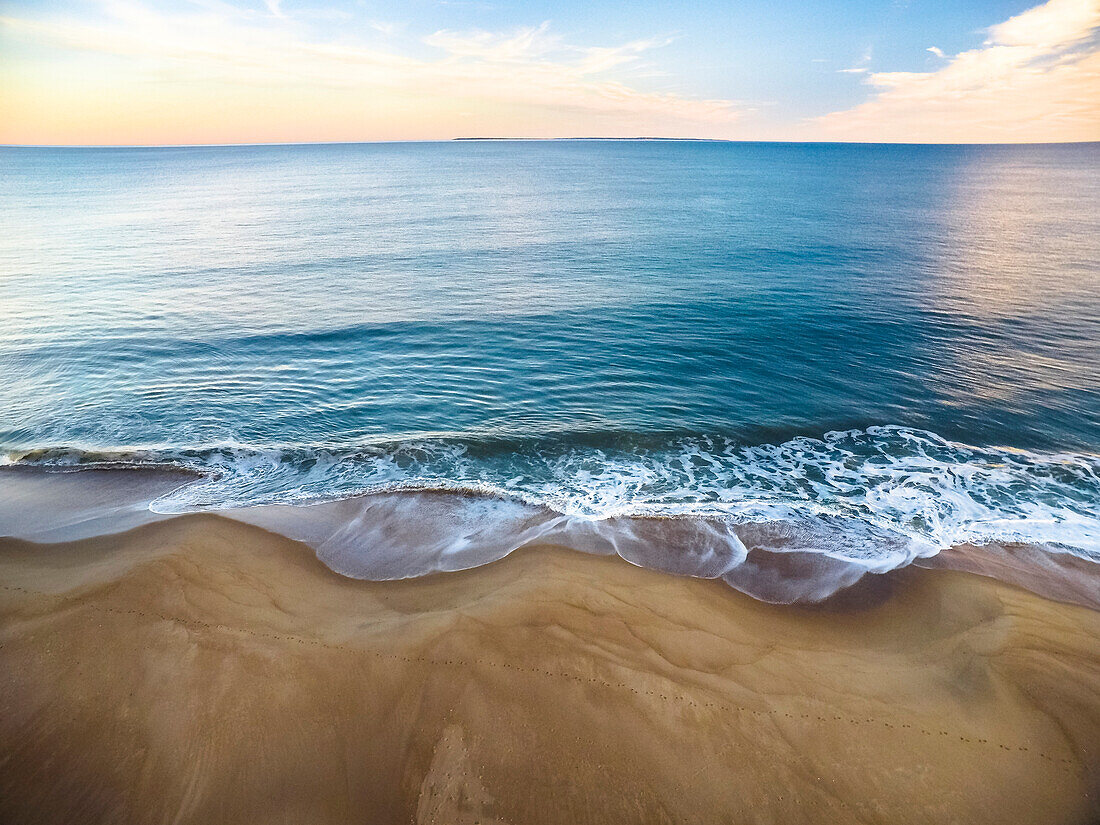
[2,513,1099,823]
[2,465,1098,610]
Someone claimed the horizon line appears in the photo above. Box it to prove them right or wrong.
[2,137,1098,149]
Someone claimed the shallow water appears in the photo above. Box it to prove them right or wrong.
[2,141,1098,585]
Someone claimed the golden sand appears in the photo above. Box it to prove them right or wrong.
[1,514,1098,824]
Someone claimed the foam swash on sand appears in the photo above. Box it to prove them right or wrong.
[4,425,1099,603]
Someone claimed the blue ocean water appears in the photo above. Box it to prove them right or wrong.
[2,141,1099,568]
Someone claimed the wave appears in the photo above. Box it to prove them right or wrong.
[4,426,1099,565]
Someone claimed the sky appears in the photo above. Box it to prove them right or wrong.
[1,0,1097,144]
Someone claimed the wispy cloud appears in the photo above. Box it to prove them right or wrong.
[816,0,1100,142]
[0,2,742,143]
[369,20,399,37]
[423,21,561,61]
[838,46,872,74]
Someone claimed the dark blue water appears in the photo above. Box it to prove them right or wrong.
[2,141,1099,564]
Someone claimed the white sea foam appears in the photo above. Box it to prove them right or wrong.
[4,428,1099,586]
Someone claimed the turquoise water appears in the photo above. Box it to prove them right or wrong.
[2,141,1099,571]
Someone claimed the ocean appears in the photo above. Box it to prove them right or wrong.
[2,141,1098,598]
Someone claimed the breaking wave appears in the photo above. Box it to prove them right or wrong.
[4,426,1098,569]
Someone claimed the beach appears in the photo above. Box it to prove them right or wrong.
[2,513,1098,825]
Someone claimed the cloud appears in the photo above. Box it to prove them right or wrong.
[926,46,944,58]
[369,20,398,37]
[423,21,560,61]
[0,2,743,143]
[989,0,1099,47]
[838,46,873,74]
[816,0,1100,142]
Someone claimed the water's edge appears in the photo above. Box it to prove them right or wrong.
[5,427,1098,558]
[2,462,1097,610]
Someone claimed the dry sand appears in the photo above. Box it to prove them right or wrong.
[1,514,1098,824]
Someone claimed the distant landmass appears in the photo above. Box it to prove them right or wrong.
[452,136,729,141]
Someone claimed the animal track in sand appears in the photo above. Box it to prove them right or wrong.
[0,582,1081,775]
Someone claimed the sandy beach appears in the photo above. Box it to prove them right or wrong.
[1,514,1098,824]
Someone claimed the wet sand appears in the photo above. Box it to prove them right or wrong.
[1,514,1099,824]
